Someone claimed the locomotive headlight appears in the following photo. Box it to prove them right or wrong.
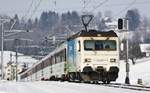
[110,58,116,62]
[85,58,91,62]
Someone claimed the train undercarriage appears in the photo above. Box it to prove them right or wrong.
[47,66,119,84]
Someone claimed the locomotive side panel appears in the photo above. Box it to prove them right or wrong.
[67,39,77,72]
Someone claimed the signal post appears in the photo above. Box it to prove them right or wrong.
[118,18,130,84]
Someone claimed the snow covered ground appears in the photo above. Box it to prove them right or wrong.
[117,57,150,86]
[0,81,148,93]
[0,51,150,93]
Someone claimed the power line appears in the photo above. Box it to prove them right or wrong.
[81,0,150,15]
[9,0,34,31]
[90,0,109,13]
[1,1,150,15]
[104,1,150,7]
[113,0,137,18]
[81,0,109,15]
[29,0,42,19]
[23,0,34,20]
[53,0,57,12]
[82,0,91,9]
[81,0,87,14]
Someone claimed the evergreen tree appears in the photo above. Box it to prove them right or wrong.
[126,9,140,31]
[39,12,49,31]
[27,19,33,30]
[71,11,80,25]
[33,18,38,28]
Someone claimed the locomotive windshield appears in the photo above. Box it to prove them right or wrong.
[84,40,116,51]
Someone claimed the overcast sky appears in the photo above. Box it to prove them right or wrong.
[0,0,150,19]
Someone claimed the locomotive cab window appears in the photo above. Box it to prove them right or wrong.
[84,40,116,51]
[84,40,95,50]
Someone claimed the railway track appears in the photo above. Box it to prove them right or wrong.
[102,83,150,92]
[69,81,150,92]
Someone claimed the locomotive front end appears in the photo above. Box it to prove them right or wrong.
[78,32,120,83]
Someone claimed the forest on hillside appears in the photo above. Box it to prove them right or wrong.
[0,8,150,58]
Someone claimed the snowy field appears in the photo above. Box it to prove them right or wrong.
[117,57,150,86]
[0,81,149,93]
[0,51,150,92]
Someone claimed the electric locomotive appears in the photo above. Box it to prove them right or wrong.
[20,15,120,84]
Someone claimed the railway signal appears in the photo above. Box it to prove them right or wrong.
[118,18,130,84]
[118,18,128,31]
[118,18,123,29]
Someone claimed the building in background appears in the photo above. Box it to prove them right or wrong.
[140,44,150,57]
[2,51,38,81]
[4,61,23,81]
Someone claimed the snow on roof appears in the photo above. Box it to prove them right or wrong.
[140,44,150,52]
[0,51,38,66]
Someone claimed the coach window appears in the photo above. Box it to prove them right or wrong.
[59,49,66,62]
[35,66,37,73]
[63,49,66,61]
[52,56,55,65]
[49,57,52,66]
[37,63,41,72]
[41,62,44,69]
[55,54,59,63]
[46,60,49,67]
[59,52,62,62]
[47,58,51,66]
[55,55,58,63]
[32,67,35,73]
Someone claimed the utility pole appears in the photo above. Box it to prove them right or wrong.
[15,39,19,82]
[0,17,30,80]
[1,23,4,80]
[0,19,10,80]
[15,47,18,81]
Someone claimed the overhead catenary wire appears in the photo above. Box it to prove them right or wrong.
[29,0,42,19]
[9,0,35,31]
[89,0,109,13]
[81,0,92,12]
[0,1,150,15]
[103,1,149,7]
[10,0,42,31]
[81,0,109,15]
[81,0,148,19]
[23,0,34,20]
[113,0,137,18]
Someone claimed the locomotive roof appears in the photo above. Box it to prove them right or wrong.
[67,30,118,40]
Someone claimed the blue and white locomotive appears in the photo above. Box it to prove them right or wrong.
[20,29,120,83]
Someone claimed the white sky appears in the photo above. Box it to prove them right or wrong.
[0,0,150,19]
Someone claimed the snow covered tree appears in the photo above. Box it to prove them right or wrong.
[126,9,141,31]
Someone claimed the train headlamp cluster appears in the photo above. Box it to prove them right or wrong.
[110,58,116,62]
[85,58,91,62]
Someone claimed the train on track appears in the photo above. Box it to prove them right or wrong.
[20,29,120,83]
